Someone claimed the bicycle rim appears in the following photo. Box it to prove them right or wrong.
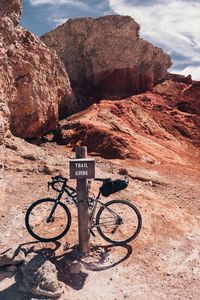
[96,200,142,244]
[25,198,71,242]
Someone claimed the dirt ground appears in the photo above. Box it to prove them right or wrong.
[0,140,200,300]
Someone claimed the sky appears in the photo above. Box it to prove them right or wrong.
[21,0,200,80]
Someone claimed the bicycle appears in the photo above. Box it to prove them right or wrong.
[25,175,142,245]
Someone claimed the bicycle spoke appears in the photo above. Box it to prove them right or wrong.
[26,199,71,242]
[96,200,142,244]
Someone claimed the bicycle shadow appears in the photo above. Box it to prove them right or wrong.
[51,243,133,290]
[0,240,62,258]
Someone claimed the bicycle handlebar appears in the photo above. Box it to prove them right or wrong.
[48,175,68,192]
[51,175,67,182]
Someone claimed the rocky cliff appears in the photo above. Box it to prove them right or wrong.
[41,15,171,103]
[0,0,22,25]
[0,0,76,142]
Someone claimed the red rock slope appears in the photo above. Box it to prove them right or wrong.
[54,80,200,164]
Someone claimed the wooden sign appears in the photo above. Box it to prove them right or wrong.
[69,158,95,179]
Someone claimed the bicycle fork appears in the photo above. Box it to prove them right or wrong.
[46,193,63,223]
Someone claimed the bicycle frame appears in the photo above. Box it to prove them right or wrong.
[48,178,121,233]
[51,182,114,224]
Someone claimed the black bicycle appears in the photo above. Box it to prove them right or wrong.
[25,175,142,244]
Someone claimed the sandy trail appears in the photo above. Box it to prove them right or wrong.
[0,142,199,300]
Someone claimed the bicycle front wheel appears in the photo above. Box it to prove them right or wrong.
[96,200,142,244]
[25,198,71,242]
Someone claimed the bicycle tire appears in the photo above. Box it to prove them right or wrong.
[96,199,142,244]
[25,198,71,242]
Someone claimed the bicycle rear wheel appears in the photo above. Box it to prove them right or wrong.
[25,198,71,242]
[96,200,142,244]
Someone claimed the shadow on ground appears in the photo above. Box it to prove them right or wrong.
[0,242,132,299]
[52,243,132,290]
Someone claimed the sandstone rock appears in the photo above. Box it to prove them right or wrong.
[167,73,192,84]
[0,100,10,145]
[0,0,22,25]
[0,12,76,139]
[20,253,64,298]
[41,15,171,103]
[0,247,26,267]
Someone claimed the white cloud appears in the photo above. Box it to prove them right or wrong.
[29,0,71,4]
[108,0,200,80]
[172,66,200,80]
[53,17,69,26]
[29,0,89,10]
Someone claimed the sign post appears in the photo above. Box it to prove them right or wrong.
[69,146,95,254]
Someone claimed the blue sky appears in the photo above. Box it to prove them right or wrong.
[21,0,200,80]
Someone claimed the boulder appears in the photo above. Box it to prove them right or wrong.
[41,15,171,103]
[20,253,64,298]
[0,5,76,139]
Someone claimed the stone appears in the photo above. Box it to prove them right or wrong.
[0,0,22,25]
[0,5,76,139]
[20,253,64,298]
[0,247,26,267]
[41,15,171,103]
[69,261,84,274]
[0,272,16,292]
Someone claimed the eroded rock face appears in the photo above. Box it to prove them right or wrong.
[41,15,171,103]
[0,0,22,25]
[0,7,76,139]
[0,100,10,145]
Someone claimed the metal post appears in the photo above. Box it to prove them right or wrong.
[76,146,90,254]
